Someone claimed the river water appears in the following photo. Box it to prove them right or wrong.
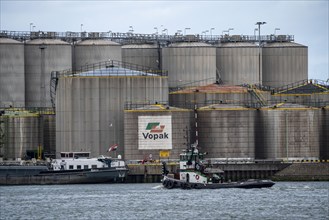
[0,182,328,220]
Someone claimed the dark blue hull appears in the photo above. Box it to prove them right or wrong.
[0,166,128,185]
[163,176,275,189]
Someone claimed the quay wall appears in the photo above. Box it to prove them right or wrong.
[126,162,329,183]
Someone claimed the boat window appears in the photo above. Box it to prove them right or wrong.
[77,165,81,170]
[69,165,74,170]
[84,165,88,169]
[60,153,65,158]
[69,153,73,158]
[91,165,97,169]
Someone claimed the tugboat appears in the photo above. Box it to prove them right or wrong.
[162,147,275,189]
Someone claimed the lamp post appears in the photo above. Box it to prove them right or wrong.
[254,28,258,37]
[162,29,168,35]
[32,26,36,31]
[274,28,280,35]
[80,24,83,32]
[227,28,234,35]
[210,28,215,37]
[222,30,228,35]
[255,21,266,85]
[154,27,158,35]
[184,27,191,35]
[176,30,182,35]
[129,26,134,33]
[30,23,33,32]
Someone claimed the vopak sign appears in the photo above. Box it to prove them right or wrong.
[138,116,172,150]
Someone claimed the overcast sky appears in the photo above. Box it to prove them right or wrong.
[1,0,328,80]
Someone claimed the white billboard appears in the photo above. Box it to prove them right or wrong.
[138,115,172,150]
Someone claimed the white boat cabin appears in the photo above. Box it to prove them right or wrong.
[51,152,125,171]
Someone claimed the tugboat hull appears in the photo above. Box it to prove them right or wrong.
[162,176,275,189]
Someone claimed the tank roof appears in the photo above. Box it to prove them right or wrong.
[216,42,257,48]
[1,109,39,117]
[263,42,306,48]
[170,84,249,94]
[262,102,315,110]
[168,42,212,48]
[77,39,120,46]
[0,38,22,44]
[125,104,191,112]
[26,39,70,45]
[122,44,157,49]
[199,104,251,110]
[74,66,158,77]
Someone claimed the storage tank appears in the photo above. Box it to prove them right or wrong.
[320,106,328,160]
[255,103,320,160]
[56,65,168,158]
[41,113,56,158]
[169,84,270,109]
[162,42,216,88]
[0,38,25,107]
[122,44,160,70]
[0,110,41,160]
[25,39,72,108]
[124,104,194,161]
[262,42,308,88]
[216,42,260,85]
[197,104,256,159]
[74,39,121,70]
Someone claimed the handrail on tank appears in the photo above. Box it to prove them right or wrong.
[124,101,169,110]
[57,60,168,77]
[0,30,295,45]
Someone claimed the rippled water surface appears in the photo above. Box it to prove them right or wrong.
[0,182,328,220]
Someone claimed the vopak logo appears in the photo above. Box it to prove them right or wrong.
[142,122,169,140]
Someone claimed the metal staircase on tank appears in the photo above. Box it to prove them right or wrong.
[50,71,59,111]
[247,84,267,107]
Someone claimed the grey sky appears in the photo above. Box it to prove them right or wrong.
[1,0,328,80]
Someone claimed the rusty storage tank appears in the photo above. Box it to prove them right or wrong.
[169,83,270,109]
[56,63,168,158]
[25,39,72,108]
[74,39,121,70]
[124,104,194,161]
[320,106,329,160]
[255,103,320,160]
[0,110,41,160]
[122,44,160,70]
[0,38,25,107]
[262,42,308,88]
[216,42,260,85]
[41,112,56,158]
[162,42,216,88]
[197,104,256,159]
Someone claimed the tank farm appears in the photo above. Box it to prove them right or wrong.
[0,30,328,182]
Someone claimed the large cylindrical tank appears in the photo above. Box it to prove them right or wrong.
[122,44,160,70]
[0,38,25,107]
[41,113,56,158]
[56,68,168,158]
[1,110,40,160]
[169,84,270,109]
[216,42,260,85]
[74,39,121,70]
[320,106,328,160]
[197,104,256,159]
[124,104,194,161]
[255,103,320,160]
[262,42,308,88]
[162,42,216,88]
[25,39,72,108]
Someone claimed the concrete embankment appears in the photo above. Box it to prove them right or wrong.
[126,162,329,183]
[272,163,329,181]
